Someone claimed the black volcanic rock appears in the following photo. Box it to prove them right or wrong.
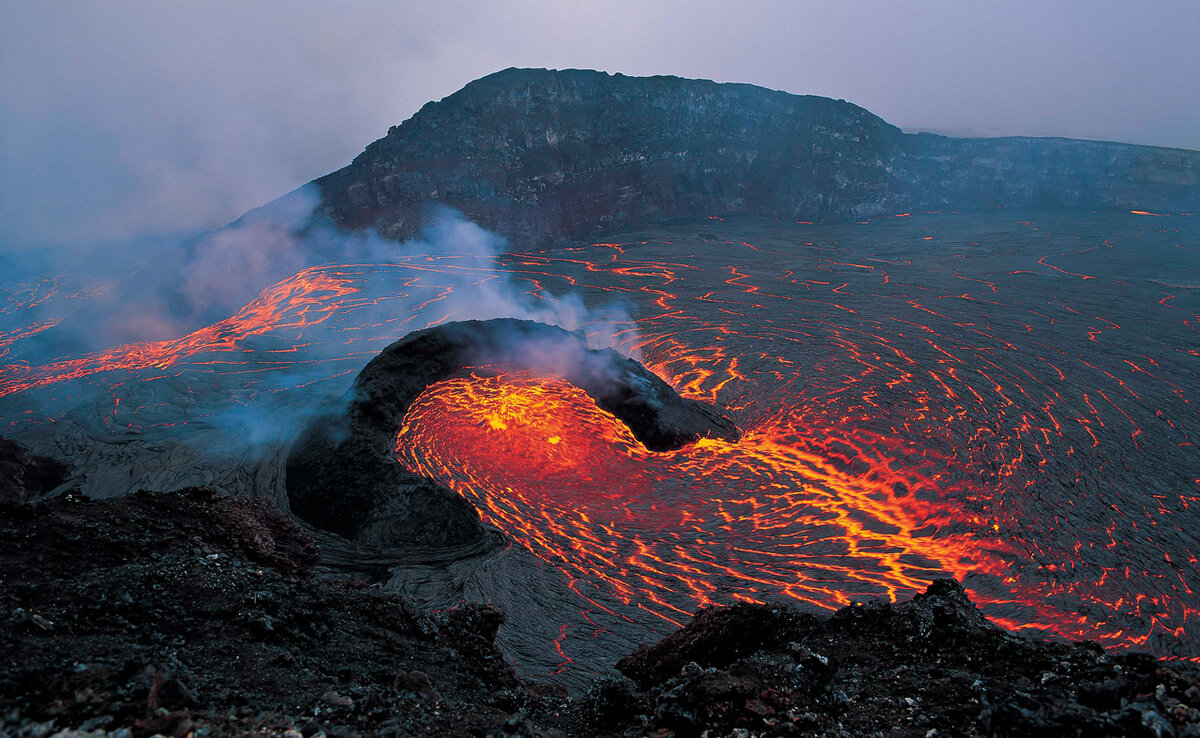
[0,489,526,737]
[0,436,69,503]
[309,67,1200,246]
[617,602,821,689]
[0,487,319,577]
[604,580,1200,737]
[286,318,740,548]
[3,491,1198,737]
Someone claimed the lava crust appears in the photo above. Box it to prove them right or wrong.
[286,318,739,548]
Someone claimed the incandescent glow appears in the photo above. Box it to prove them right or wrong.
[395,367,1191,649]
[398,372,1013,623]
[0,267,360,398]
[1,212,1197,669]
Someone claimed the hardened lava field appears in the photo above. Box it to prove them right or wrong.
[1,211,1198,682]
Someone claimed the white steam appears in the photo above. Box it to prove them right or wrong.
[2,199,640,460]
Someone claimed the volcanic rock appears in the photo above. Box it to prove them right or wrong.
[3,489,1199,736]
[617,603,821,689]
[286,318,740,548]
[0,435,70,503]
[604,580,1200,737]
[0,487,528,737]
[307,67,1200,247]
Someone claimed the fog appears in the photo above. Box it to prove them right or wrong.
[2,0,1198,253]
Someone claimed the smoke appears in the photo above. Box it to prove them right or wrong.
[0,184,320,354]
[195,209,640,450]
[1,199,640,463]
[6,178,637,352]
[373,210,638,349]
[181,218,313,317]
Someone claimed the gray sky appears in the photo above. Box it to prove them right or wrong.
[2,0,1198,252]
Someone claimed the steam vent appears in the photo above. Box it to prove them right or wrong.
[286,318,740,548]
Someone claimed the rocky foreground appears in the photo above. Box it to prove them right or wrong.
[2,485,1199,738]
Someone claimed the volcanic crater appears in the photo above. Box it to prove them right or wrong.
[1,68,1199,735]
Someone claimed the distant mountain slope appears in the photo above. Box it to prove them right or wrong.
[26,68,1196,350]
[309,67,1199,245]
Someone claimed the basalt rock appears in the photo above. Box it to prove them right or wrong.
[0,436,70,504]
[285,318,740,548]
[4,493,1200,737]
[617,602,821,690]
[0,488,526,737]
[0,486,319,577]
[602,580,1200,737]
[304,67,1200,247]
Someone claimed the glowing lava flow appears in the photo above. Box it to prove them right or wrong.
[0,267,360,398]
[395,370,1183,646]
[391,213,1200,658]
[398,372,1018,623]
[1,211,1196,665]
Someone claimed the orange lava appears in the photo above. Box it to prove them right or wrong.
[2,213,1196,659]
[399,373,1038,628]
[0,267,359,398]
[398,367,1195,648]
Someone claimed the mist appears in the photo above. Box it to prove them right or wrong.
[0,201,640,456]
[2,0,1197,256]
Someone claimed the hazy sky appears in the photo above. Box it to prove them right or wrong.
[2,0,1198,252]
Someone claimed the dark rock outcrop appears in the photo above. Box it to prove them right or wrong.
[0,436,69,503]
[0,488,526,737]
[617,603,821,690]
[286,318,739,548]
[600,580,1200,737]
[3,489,1198,736]
[309,67,1200,246]
[1,486,319,577]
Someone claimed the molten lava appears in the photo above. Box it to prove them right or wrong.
[399,372,1006,621]
[0,267,359,398]
[1,211,1197,667]
[396,370,1185,646]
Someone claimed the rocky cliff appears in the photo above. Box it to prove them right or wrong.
[310,67,1200,246]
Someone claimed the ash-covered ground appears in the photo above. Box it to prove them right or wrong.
[1,211,1198,698]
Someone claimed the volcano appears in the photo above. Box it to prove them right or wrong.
[286,318,739,548]
[1,69,1199,735]
[314,68,1200,246]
